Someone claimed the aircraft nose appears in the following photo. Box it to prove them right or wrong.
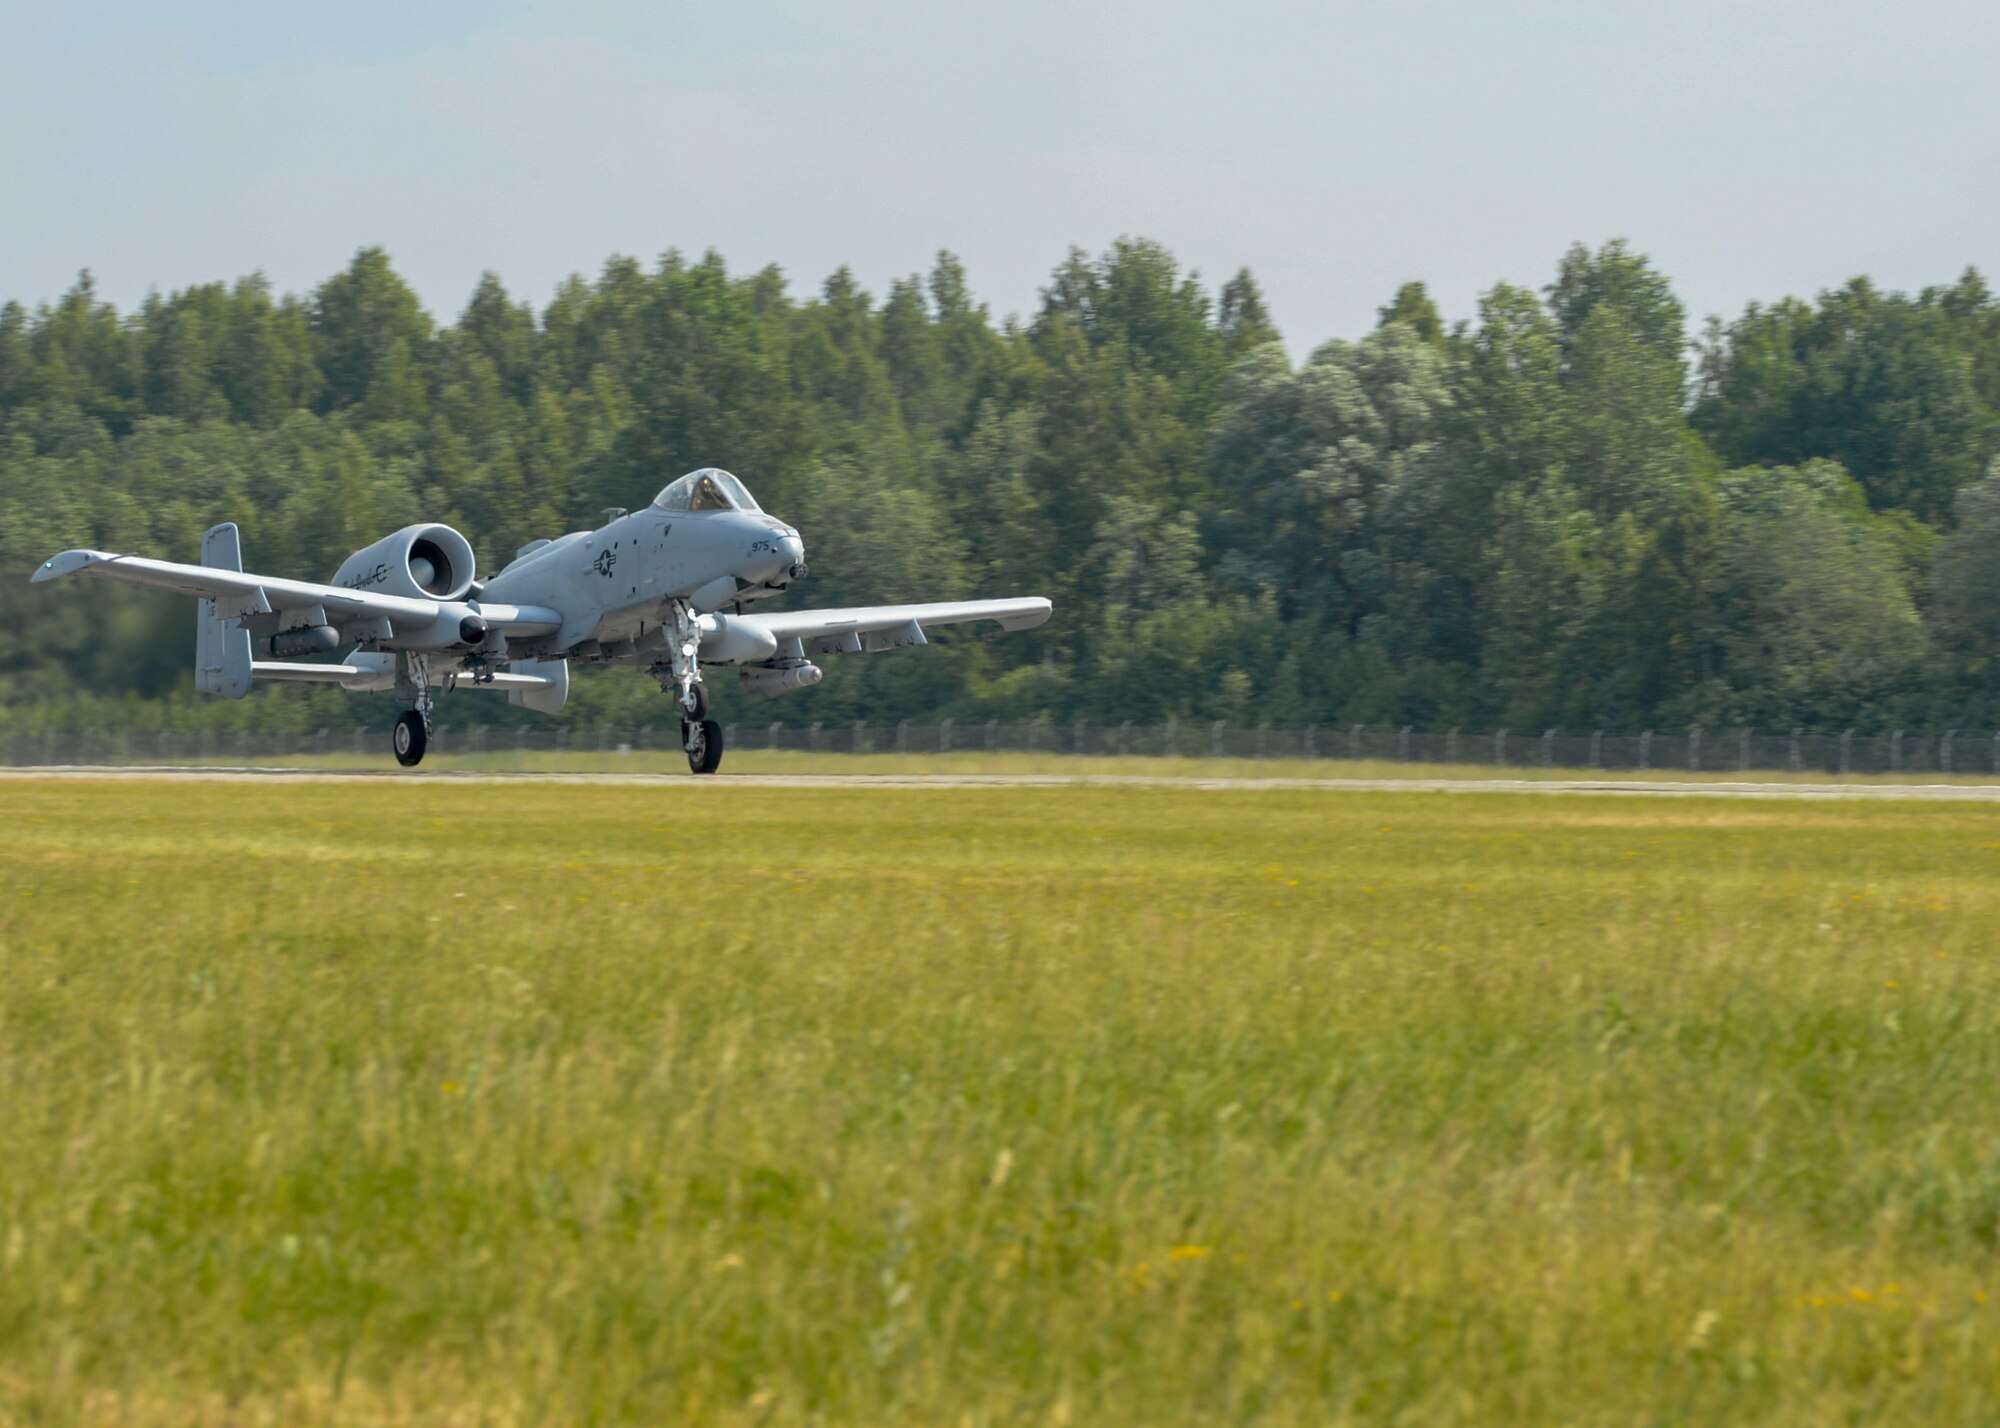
[780,532,807,579]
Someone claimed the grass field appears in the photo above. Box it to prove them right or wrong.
[5,779,2000,1424]
[41,743,2000,786]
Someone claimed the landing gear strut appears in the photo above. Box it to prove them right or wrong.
[648,599,708,721]
[683,718,724,775]
[393,652,433,768]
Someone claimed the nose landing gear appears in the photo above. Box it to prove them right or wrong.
[648,599,709,723]
[683,718,724,774]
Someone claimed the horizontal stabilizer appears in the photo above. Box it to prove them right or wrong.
[251,656,566,707]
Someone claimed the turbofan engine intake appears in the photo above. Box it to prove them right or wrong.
[331,524,478,603]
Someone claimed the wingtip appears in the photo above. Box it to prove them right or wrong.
[31,552,75,584]
[1000,597,1054,631]
[30,550,111,585]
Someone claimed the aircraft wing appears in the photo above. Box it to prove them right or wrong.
[30,548,560,636]
[739,597,1051,655]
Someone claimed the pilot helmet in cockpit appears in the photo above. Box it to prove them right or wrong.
[652,468,761,514]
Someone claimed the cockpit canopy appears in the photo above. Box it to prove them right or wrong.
[652,468,761,514]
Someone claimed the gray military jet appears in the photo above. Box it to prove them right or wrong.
[30,467,1051,773]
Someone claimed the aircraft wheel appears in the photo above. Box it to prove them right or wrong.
[684,718,724,775]
[681,682,710,721]
[393,710,427,767]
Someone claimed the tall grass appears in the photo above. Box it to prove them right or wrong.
[3,781,2000,1423]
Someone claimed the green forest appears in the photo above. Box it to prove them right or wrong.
[4,238,2000,735]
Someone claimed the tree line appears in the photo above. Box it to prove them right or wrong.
[3,238,1999,734]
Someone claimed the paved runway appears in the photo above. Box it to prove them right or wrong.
[11,765,2000,800]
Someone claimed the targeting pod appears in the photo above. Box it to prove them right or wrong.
[739,663,823,698]
[266,624,340,657]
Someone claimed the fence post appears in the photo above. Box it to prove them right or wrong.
[1789,728,1802,773]
[1638,730,1651,772]
[1399,725,1411,762]
[1349,723,1364,760]
[1590,730,1602,770]
[1447,727,1459,764]
[1072,720,1085,755]
[897,720,909,754]
[1942,729,1955,775]
[772,722,785,751]
[1495,729,1507,766]
[1303,723,1316,759]
[986,719,998,753]
[1164,716,1176,757]
[1840,729,1853,776]
[1890,729,1903,774]
[1211,721,1224,759]
[1118,720,1132,755]
[1688,726,1701,772]
[517,726,530,752]
[810,722,821,754]
[1256,723,1268,760]
[1542,729,1555,769]
[941,719,953,754]
[856,720,868,754]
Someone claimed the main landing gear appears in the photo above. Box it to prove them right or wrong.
[393,709,427,767]
[392,652,434,768]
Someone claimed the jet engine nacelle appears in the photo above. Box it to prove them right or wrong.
[332,524,477,603]
[740,663,823,698]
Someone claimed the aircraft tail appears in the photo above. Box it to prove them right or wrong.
[506,657,569,715]
[194,523,253,698]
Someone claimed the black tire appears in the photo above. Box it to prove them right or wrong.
[393,710,427,767]
[684,717,724,775]
[682,681,710,721]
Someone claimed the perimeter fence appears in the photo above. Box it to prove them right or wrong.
[8,721,2000,778]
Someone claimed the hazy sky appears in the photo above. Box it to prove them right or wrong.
[5,0,1996,352]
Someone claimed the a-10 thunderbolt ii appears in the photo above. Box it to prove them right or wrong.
[30,467,1052,773]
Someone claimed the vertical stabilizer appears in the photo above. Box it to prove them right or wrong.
[506,658,569,714]
[195,523,253,698]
